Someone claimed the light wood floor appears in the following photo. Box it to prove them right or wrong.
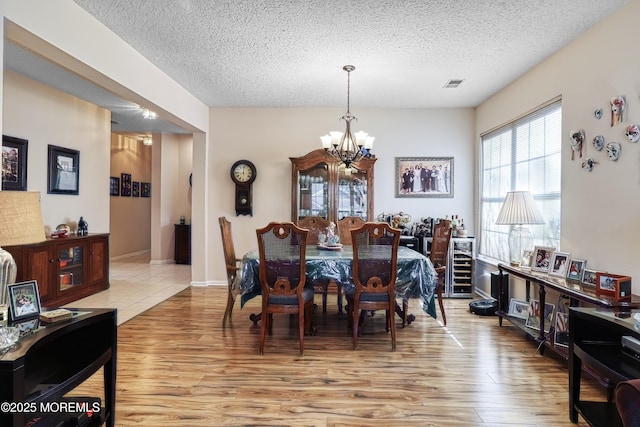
[70,285,609,426]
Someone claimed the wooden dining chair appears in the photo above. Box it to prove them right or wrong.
[219,217,242,328]
[256,221,314,355]
[429,219,452,326]
[297,216,331,244]
[345,222,401,351]
[297,216,342,314]
[337,216,365,245]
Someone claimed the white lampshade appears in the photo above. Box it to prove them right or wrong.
[495,191,544,225]
[496,191,544,266]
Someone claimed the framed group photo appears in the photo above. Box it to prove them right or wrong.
[48,145,80,195]
[395,157,453,198]
[7,280,41,321]
[581,268,597,286]
[2,135,28,191]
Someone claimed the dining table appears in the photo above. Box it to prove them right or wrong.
[236,244,438,324]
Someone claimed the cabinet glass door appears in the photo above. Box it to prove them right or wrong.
[337,164,368,220]
[296,163,329,221]
[58,244,84,293]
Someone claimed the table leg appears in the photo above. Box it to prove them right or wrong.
[538,285,546,355]
[395,301,415,326]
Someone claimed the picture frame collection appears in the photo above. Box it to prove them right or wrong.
[110,173,150,198]
[524,245,631,301]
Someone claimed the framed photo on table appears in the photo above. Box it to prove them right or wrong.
[549,252,571,277]
[2,135,28,191]
[531,246,555,273]
[581,269,597,286]
[47,145,79,195]
[596,272,632,300]
[395,157,453,198]
[508,299,529,320]
[7,280,41,321]
[566,259,586,282]
[525,299,555,333]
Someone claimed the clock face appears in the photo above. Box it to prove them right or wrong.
[230,160,256,185]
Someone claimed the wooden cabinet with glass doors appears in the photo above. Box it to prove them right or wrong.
[290,149,376,224]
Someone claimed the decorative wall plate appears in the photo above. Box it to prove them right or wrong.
[581,158,597,172]
[625,124,639,142]
[594,108,603,119]
[606,142,621,161]
[592,135,604,151]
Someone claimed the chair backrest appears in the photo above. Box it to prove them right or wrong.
[219,216,238,284]
[297,216,331,245]
[351,222,401,294]
[256,222,308,299]
[430,219,452,268]
[337,216,366,245]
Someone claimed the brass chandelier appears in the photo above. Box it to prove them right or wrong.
[320,65,374,169]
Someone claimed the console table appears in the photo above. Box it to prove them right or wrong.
[497,263,640,358]
[0,308,117,427]
[569,307,640,426]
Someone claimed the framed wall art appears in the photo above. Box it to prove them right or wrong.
[132,181,140,197]
[8,280,42,321]
[531,246,555,273]
[395,157,453,198]
[47,145,79,195]
[2,135,28,191]
[120,173,132,196]
[110,176,120,196]
[141,182,151,198]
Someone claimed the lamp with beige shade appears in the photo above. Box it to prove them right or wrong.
[0,191,46,322]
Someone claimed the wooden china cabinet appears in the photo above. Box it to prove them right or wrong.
[290,149,376,224]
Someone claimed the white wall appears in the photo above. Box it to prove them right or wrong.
[3,71,110,234]
[209,107,475,282]
[476,0,640,294]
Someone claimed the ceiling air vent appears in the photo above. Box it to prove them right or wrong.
[444,79,464,88]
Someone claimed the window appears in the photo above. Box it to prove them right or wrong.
[479,100,562,262]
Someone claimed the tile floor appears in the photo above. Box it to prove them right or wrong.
[62,253,192,325]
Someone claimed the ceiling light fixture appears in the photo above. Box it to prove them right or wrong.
[141,107,156,120]
[142,135,152,146]
[320,65,374,169]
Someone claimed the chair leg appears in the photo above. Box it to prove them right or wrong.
[352,302,360,350]
[298,309,305,356]
[222,282,235,328]
[437,283,447,326]
[259,310,268,355]
[389,308,397,351]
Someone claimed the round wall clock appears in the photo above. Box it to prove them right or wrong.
[230,160,257,216]
[606,142,621,161]
[230,160,257,185]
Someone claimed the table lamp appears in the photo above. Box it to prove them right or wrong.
[0,191,46,321]
[495,191,544,266]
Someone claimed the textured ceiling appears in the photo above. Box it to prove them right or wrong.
[3,1,628,132]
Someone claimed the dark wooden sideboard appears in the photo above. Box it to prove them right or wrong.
[569,307,640,426]
[5,234,110,307]
[0,308,117,427]
[496,263,640,358]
